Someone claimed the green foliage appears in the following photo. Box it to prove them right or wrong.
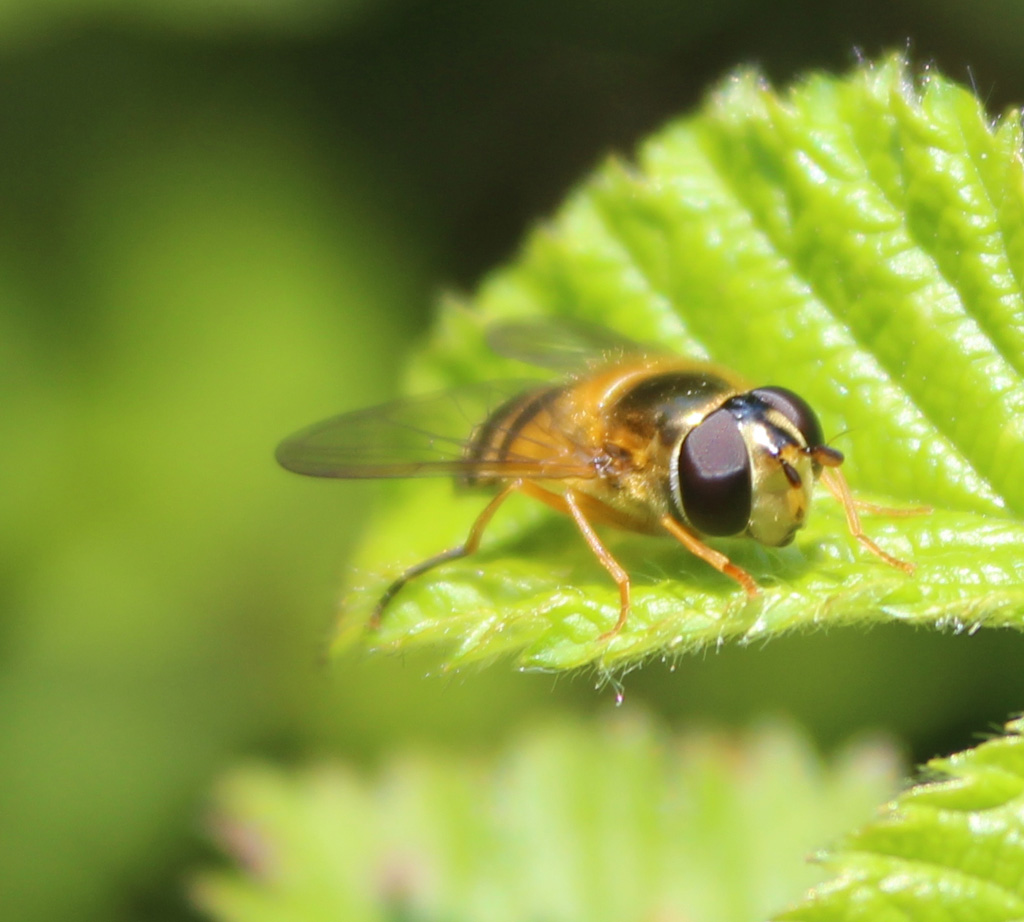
[779,717,1024,922]
[194,716,903,922]
[338,54,1024,671]
[195,53,1024,922]
[0,83,424,922]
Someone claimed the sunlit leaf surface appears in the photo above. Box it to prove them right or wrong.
[778,717,1024,922]
[327,55,1024,670]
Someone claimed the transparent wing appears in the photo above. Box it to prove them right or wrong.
[485,317,655,373]
[275,381,597,480]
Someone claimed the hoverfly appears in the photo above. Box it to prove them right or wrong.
[276,319,914,640]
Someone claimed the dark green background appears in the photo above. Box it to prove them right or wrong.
[4,2,1024,920]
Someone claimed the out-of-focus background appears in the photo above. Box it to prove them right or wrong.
[5,2,1024,920]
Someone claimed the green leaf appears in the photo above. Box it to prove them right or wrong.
[333,54,1024,670]
[193,717,904,922]
[776,716,1024,922]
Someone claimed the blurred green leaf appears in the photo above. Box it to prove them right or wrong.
[331,54,1024,671]
[0,94,425,922]
[195,716,903,922]
[777,716,1024,922]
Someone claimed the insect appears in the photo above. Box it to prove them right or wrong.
[276,319,915,640]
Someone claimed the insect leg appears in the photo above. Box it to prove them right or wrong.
[659,515,758,596]
[515,481,633,639]
[819,467,915,574]
[369,479,522,629]
[561,490,632,641]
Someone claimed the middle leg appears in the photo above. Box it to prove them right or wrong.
[516,481,634,640]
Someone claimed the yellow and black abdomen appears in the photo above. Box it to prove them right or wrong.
[463,385,571,485]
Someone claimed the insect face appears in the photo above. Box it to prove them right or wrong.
[672,389,824,547]
[740,405,816,547]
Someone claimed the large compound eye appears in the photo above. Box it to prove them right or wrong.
[678,407,752,536]
[750,386,824,449]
